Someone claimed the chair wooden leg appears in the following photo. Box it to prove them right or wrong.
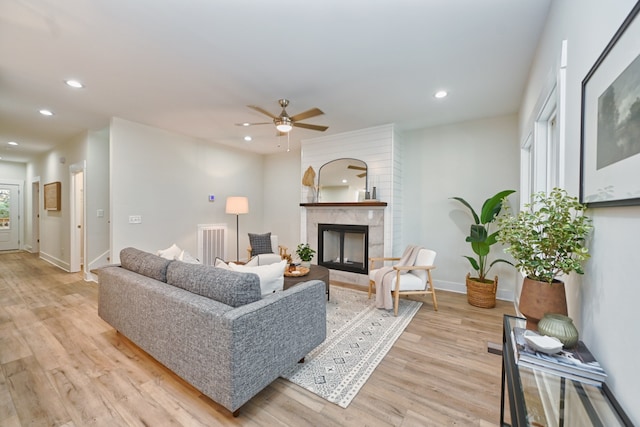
[393,290,400,316]
[428,270,438,311]
[368,279,374,299]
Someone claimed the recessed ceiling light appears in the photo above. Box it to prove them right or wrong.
[65,79,84,88]
[8,141,18,146]
[434,90,448,99]
[242,123,251,127]
[342,179,348,183]
[39,109,54,116]
[244,136,252,141]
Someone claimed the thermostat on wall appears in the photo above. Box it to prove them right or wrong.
[208,194,215,202]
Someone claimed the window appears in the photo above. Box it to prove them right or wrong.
[521,40,567,204]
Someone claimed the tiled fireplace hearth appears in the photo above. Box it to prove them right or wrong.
[302,203,385,287]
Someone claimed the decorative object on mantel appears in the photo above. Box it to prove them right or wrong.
[302,166,317,203]
[295,243,316,268]
[498,188,593,330]
[451,190,515,308]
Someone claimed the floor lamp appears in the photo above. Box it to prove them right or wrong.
[225,196,249,261]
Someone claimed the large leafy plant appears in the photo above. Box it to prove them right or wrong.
[451,190,515,282]
[497,188,592,284]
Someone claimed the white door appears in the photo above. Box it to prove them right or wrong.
[0,184,20,251]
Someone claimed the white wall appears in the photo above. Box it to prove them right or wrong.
[401,114,521,300]
[26,133,87,270]
[86,127,110,275]
[262,149,301,252]
[520,0,639,422]
[0,161,26,181]
[109,118,265,263]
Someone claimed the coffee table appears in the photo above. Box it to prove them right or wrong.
[284,264,330,300]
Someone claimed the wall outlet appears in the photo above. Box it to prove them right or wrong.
[128,215,142,224]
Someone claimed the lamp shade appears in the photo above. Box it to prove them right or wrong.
[225,196,249,215]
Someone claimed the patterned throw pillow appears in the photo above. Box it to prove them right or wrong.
[248,232,272,256]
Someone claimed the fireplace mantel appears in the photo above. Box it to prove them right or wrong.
[300,202,387,207]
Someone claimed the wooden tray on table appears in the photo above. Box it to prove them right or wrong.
[284,267,310,277]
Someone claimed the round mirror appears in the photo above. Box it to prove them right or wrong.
[318,158,367,202]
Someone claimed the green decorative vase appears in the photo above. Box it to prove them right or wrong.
[537,313,579,348]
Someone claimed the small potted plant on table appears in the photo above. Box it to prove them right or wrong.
[296,243,316,268]
[497,188,592,329]
[451,190,516,308]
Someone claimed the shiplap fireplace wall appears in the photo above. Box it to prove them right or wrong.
[300,124,402,286]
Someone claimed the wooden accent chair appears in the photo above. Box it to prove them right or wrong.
[368,248,438,316]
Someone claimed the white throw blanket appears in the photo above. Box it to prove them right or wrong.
[375,245,422,310]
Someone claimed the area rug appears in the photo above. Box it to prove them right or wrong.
[281,286,422,408]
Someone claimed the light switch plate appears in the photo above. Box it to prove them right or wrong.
[128,215,142,224]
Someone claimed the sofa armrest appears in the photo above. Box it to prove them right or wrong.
[220,280,327,409]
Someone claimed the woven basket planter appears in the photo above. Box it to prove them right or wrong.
[466,273,498,309]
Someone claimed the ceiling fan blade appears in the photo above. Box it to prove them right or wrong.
[290,107,324,122]
[234,122,270,126]
[348,165,367,171]
[247,105,278,119]
[293,122,328,132]
[357,172,366,178]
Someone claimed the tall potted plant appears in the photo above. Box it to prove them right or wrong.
[497,188,592,329]
[451,190,515,308]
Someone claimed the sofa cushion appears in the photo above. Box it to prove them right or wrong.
[229,259,286,295]
[166,261,261,307]
[120,247,172,282]
[248,232,272,256]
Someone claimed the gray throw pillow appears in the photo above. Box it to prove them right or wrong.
[248,232,272,256]
[120,247,172,282]
[166,261,261,307]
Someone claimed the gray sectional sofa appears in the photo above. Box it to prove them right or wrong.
[97,247,327,415]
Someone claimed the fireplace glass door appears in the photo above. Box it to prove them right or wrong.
[318,224,368,274]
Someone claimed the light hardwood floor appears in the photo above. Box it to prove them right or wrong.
[0,251,515,426]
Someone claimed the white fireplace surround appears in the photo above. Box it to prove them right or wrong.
[302,206,384,286]
[300,124,400,287]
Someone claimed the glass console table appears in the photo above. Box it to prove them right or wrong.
[501,315,633,426]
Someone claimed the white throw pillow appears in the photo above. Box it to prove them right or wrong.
[214,258,231,270]
[176,250,201,264]
[245,253,283,266]
[229,259,286,295]
[157,243,182,260]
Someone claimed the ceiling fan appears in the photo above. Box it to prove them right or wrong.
[237,99,328,134]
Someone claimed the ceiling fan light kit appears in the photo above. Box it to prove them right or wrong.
[275,117,293,133]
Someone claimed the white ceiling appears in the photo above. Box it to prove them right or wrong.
[0,0,551,163]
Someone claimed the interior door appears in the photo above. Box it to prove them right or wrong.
[0,184,20,251]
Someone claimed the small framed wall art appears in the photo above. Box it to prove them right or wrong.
[44,182,61,211]
[580,2,640,207]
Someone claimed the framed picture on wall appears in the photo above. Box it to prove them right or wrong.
[44,182,61,211]
[580,2,640,207]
